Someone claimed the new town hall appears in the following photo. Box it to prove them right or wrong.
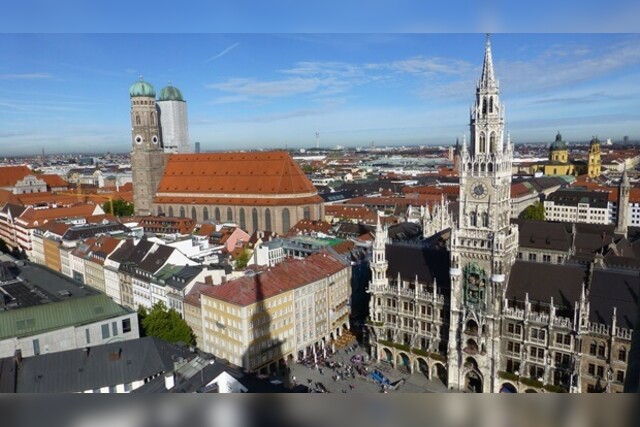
[367,36,640,393]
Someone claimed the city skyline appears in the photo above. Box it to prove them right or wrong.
[1,33,640,155]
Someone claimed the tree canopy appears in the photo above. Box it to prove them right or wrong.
[234,248,250,270]
[138,302,196,346]
[103,198,134,217]
[519,202,545,221]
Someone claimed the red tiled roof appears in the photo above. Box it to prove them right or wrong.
[157,151,317,196]
[287,219,332,236]
[154,195,323,206]
[200,252,347,306]
[511,183,537,198]
[0,189,21,206]
[39,174,68,188]
[17,192,82,207]
[17,204,101,227]
[0,166,32,187]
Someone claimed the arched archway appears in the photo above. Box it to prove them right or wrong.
[396,352,411,373]
[464,319,479,336]
[415,357,429,379]
[432,362,447,385]
[381,347,393,364]
[465,370,483,393]
[500,382,517,393]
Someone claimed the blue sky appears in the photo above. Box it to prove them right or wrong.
[1,33,640,155]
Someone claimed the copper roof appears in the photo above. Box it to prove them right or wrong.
[156,151,317,197]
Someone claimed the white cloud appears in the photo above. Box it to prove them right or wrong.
[206,42,240,62]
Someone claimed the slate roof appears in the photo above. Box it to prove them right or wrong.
[546,189,609,208]
[507,260,640,328]
[513,220,573,252]
[385,243,451,290]
[16,337,193,393]
[62,222,129,241]
[0,356,16,393]
[133,355,290,393]
[507,260,586,313]
[590,268,639,329]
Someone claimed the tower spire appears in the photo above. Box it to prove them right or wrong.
[480,33,496,89]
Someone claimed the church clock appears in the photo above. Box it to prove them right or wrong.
[471,181,488,199]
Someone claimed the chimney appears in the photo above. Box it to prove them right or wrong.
[204,276,213,285]
[13,349,22,365]
[164,372,175,390]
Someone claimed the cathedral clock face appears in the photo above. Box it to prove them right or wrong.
[471,182,488,199]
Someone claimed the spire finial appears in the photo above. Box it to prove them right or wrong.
[480,34,496,89]
[139,75,143,81]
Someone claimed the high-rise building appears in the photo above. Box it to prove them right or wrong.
[156,84,191,154]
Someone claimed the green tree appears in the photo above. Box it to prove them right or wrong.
[234,248,250,270]
[103,198,134,217]
[140,302,196,345]
[519,202,545,221]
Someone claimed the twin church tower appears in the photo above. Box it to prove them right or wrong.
[129,79,191,215]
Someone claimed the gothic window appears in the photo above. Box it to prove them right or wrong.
[490,132,496,152]
[265,208,272,232]
[135,114,141,126]
[467,162,472,172]
[480,163,485,173]
[252,208,259,231]
[489,97,494,113]
[157,206,163,216]
[470,211,477,227]
[150,112,155,126]
[191,207,197,221]
[619,347,627,362]
[179,206,185,218]
[479,133,486,153]
[214,207,221,222]
[168,206,174,217]
[481,212,488,227]
[303,206,311,220]
[482,97,487,114]
[203,207,209,221]
[487,162,493,172]
[239,208,246,231]
[282,208,290,232]
[598,344,606,358]
[226,207,233,222]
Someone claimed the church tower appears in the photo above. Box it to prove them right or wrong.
[614,166,630,237]
[587,137,602,178]
[447,35,519,392]
[130,78,165,216]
